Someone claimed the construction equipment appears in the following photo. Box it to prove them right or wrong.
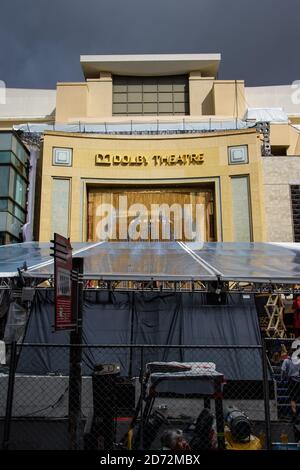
[123,361,262,451]
[265,294,286,338]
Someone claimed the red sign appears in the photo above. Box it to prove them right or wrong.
[51,234,75,331]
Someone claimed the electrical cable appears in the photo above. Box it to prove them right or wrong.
[18,385,69,418]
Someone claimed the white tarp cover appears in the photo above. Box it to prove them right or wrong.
[13,119,252,135]
[245,107,289,123]
[1,241,300,283]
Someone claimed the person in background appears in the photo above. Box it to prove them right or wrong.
[292,337,300,351]
[271,351,281,366]
[281,347,300,419]
[160,429,190,451]
[189,408,217,451]
[280,344,289,361]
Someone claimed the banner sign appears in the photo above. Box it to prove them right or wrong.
[51,233,75,331]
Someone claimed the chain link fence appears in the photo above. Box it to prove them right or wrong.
[0,342,298,450]
[265,338,300,450]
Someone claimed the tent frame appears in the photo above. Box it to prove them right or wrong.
[1,278,300,295]
[1,241,300,294]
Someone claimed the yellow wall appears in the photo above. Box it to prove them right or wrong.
[213,81,246,118]
[39,128,265,243]
[269,123,300,154]
[55,75,248,122]
[56,83,87,122]
[189,73,214,115]
[290,117,300,125]
[87,73,113,118]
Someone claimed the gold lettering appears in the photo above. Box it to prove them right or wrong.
[192,154,204,164]
[113,155,121,164]
[95,154,111,165]
[96,153,204,166]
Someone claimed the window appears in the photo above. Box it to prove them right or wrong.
[53,148,73,166]
[52,178,70,237]
[0,231,19,245]
[113,75,189,116]
[231,176,252,242]
[291,185,300,242]
[0,151,11,164]
[228,146,249,165]
[0,166,27,222]
[0,199,8,211]
[14,173,26,207]
[0,167,9,196]
[0,133,12,150]
[0,133,29,243]
[0,151,28,178]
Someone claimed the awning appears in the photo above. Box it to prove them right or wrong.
[1,241,300,284]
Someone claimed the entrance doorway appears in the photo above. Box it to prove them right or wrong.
[87,185,216,242]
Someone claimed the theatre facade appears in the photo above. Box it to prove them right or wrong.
[38,54,265,244]
[40,126,263,243]
[2,53,300,244]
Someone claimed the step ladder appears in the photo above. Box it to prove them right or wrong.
[265,295,286,338]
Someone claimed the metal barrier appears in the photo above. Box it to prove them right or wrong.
[0,342,293,451]
[265,338,300,448]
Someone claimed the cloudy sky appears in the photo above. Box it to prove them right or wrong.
[0,0,299,89]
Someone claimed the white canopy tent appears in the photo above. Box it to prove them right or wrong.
[0,241,300,284]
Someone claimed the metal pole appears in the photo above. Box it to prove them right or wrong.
[2,341,18,450]
[261,339,272,449]
[128,292,135,378]
[68,257,84,450]
[139,347,144,450]
[214,378,225,450]
[204,397,211,409]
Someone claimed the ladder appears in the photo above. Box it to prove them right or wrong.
[265,294,286,338]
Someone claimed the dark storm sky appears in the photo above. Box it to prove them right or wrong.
[0,0,299,89]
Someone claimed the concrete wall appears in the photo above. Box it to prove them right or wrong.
[0,375,277,422]
[245,85,300,117]
[263,157,300,242]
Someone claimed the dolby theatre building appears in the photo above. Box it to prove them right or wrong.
[1,53,300,244]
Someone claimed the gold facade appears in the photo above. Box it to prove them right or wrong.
[38,128,265,243]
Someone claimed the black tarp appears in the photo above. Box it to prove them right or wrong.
[0,290,10,339]
[17,290,262,381]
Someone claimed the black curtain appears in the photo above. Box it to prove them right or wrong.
[18,290,262,380]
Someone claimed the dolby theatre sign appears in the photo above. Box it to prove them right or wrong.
[95,153,204,166]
